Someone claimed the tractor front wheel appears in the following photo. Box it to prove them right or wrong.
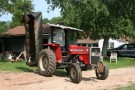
[95,62,109,80]
[38,49,56,77]
[69,63,82,83]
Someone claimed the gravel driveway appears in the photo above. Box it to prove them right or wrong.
[0,66,135,90]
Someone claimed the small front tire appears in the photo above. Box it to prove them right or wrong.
[95,63,109,80]
[69,63,82,83]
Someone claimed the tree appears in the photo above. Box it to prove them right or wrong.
[43,18,50,24]
[9,0,34,27]
[43,17,63,24]
[0,0,9,16]
[0,21,10,34]
[0,0,34,28]
[45,0,135,56]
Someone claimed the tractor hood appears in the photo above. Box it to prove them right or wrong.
[69,45,89,54]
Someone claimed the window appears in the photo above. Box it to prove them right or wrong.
[110,42,114,48]
[108,42,114,49]
[53,29,65,46]
[127,44,134,50]
[88,44,91,47]
[82,44,86,46]
[122,45,127,50]
[77,43,81,46]
[93,43,98,47]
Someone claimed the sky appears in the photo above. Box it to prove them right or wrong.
[0,0,61,21]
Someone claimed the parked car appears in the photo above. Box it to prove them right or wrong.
[107,43,135,57]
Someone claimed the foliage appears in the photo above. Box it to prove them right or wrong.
[45,0,135,56]
[0,0,34,28]
[43,18,50,24]
[43,17,63,24]
[45,0,135,38]
[0,21,10,34]
[9,0,34,27]
[0,0,8,16]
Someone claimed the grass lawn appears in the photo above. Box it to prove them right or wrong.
[0,60,37,72]
[116,83,135,90]
[0,57,135,72]
[103,57,135,69]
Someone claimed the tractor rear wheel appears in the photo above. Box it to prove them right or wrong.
[69,63,82,83]
[38,49,56,77]
[95,62,109,80]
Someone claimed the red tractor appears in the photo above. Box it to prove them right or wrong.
[22,12,109,83]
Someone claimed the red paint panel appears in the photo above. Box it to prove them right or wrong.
[79,55,89,64]
[69,45,90,64]
[44,43,62,63]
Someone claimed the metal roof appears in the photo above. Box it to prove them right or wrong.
[47,23,83,32]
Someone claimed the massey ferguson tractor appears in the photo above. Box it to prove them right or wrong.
[22,12,109,83]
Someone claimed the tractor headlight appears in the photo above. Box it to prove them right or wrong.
[91,52,100,56]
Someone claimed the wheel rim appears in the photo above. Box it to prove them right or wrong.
[39,55,48,71]
[97,70,103,76]
[70,68,76,79]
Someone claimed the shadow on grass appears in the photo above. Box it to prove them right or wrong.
[15,67,35,72]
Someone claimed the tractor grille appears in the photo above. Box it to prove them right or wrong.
[90,47,100,64]
[91,56,100,64]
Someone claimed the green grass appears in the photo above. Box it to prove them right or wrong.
[103,57,135,69]
[116,83,135,90]
[0,57,135,73]
[0,60,37,72]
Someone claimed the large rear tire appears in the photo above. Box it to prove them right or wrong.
[95,62,109,80]
[38,49,56,77]
[69,63,82,83]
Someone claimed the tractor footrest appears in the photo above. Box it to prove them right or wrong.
[62,56,68,62]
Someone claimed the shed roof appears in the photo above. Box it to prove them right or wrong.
[5,26,25,36]
[3,25,47,37]
[78,37,98,44]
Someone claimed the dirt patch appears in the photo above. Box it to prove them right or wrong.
[0,67,135,90]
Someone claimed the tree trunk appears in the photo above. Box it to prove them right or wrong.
[0,38,4,53]
[102,37,109,57]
